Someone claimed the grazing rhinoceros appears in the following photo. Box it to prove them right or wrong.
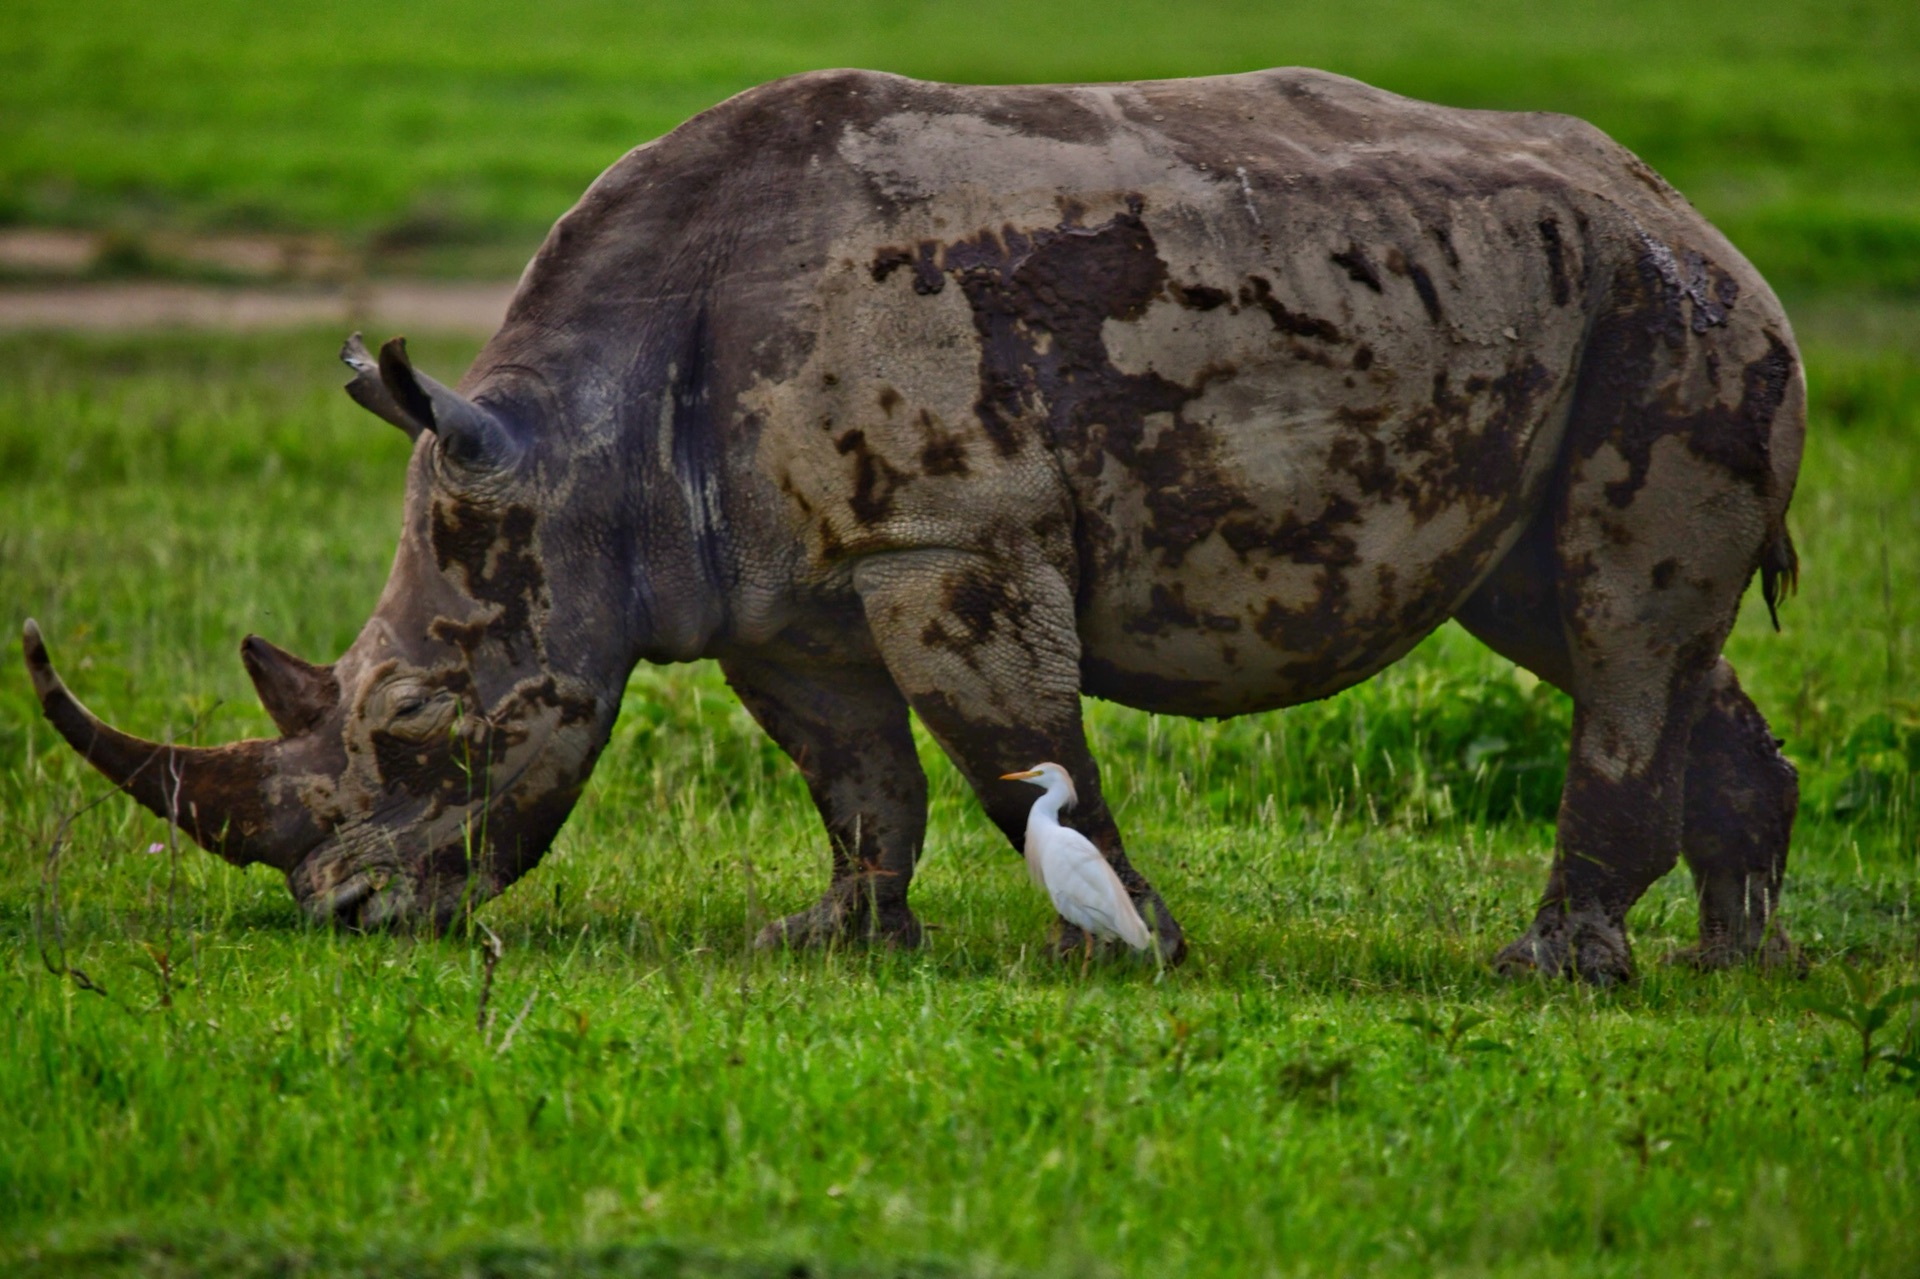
[25,67,1805,983]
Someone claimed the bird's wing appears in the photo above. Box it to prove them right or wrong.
[1044,831,1153,950]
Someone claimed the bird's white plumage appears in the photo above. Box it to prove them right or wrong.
[1003,762,1153,952]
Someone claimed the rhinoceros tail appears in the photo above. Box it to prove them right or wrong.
[1760,520,1799,632]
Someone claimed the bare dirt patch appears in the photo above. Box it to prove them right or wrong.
[0,226,518,335]
[0,281,516,336]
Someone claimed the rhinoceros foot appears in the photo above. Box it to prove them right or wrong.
[1666,923,1806,976]
[1494,903,1635,986]
[754,877,923,952]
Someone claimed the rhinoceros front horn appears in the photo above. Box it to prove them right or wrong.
[22,620,317,871]
[240,634,338,736]
[339,332,519,470]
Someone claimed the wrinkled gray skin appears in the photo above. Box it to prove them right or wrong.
[28,68,1806,981]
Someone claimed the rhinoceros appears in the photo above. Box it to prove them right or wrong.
[25,67,1805,983]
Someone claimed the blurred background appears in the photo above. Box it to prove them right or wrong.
[2,0,1915,307]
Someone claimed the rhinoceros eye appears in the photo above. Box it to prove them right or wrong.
[383,688,457,742]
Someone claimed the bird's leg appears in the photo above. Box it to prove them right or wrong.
[852,547,1187,965]
[1080,931,1093,981]
[722,654,928,950]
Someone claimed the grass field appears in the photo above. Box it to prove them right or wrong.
[4,0,1919,294]
[4,1,1920,1274]
[0,325,1915,1277]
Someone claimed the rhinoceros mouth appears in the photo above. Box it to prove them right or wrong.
[300,861,377,923]
[290,827,501,932]
[286,738,558,930]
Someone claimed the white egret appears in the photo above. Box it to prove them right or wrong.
[1000,762,1155,966]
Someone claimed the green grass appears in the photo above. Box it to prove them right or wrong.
[4,0,1919,294]
[5,4,1917,1272]
[1,324,1917,1276]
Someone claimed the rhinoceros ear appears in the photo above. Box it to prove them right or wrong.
[340,332,427,441]
[374,335,522,471]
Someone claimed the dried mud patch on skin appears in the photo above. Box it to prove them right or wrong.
[1386,246,1443,324]
[427,500,550,658]
[1537,218,1572,307]
[1240,274,1344,343]
[870,196,1569,706]
[834,428,911,525]
[1121,583,1242,638]
[1402,361,1555,523]
[1218,347,1551,693]
[1312,365,1545,530]
[870,241,945,295]
[1331,243,1384,292]
[917,561,1042,672]
[1675,332,1794,495]
[872,201,1293,576]
[916,408,972,476]
[1570,245,1793,514]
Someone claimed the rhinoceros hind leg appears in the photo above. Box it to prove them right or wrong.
[1475,294,1802,983]
[1460,534,1802,981]
[853,548,1187,965]
[723,656,928,951]
[1669,658,1802,971]
[1456,515,1663,985]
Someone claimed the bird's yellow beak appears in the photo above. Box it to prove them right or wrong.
[1000,769,1043,781]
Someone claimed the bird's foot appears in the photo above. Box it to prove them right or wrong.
[1051,890,1188,969]
[1051,922,1123,964]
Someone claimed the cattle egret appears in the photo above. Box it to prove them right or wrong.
[1001,763,1155,965]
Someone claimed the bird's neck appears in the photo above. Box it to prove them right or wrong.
[1029,783,1072,828]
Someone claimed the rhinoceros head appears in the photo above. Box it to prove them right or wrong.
[24,334,626,930]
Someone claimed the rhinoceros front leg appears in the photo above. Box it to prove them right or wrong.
[851,548,1187,965]
[723,656,928,949]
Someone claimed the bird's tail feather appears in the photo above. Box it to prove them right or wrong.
[1117,894,1154,952]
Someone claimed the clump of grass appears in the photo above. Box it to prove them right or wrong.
[1393,1005,1511,1056]
[1272,1049,1356,1109]
[1805,966,1920,1075]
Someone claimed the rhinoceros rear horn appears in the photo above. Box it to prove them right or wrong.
[358,335,521,471]
[240,634,338,736]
